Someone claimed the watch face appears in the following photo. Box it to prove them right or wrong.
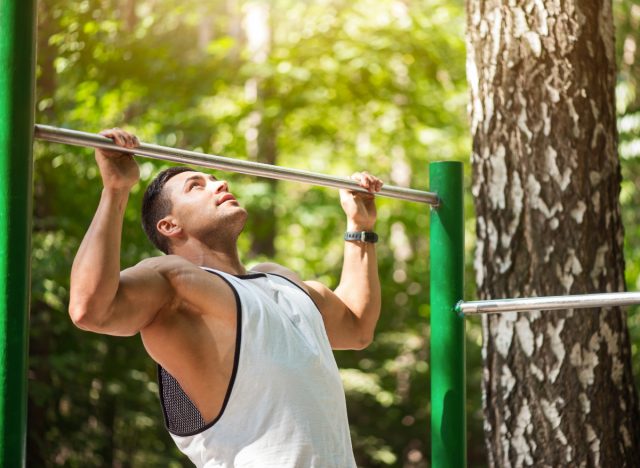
[365,232,379,242]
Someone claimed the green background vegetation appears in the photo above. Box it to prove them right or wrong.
[29,0,640,466]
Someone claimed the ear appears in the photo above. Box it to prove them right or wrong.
[157,216,183,240]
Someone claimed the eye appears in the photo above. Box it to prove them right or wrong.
[188,182,202,191]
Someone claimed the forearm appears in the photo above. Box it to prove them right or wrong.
[69,188,129,323]
[334,238,381,338]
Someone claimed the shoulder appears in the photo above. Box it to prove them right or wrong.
[252,262,311,292]
[132,254,196,273]
[252,262,334,303]
[252,262,299,280]
[251,262,303,282]
[128,255,234,307]
[129,255,211,282]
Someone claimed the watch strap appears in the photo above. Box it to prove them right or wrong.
[344,231,378,243]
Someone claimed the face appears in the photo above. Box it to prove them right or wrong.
[162,171,248,244]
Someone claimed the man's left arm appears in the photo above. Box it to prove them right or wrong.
[305,172,382,350]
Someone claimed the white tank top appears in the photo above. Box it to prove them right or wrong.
[157,268,356,467]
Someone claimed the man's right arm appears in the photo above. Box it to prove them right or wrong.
[69,128,172,336]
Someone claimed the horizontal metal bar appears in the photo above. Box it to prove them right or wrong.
[456,292,640,316]
[34,124,439,205]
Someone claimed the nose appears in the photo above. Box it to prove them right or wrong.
[214,180,228,193]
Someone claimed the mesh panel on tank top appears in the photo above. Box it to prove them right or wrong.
[159,365,206,434]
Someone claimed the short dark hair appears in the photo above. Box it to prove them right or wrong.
[141,166,195,254]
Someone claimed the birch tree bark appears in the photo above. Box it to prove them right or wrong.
[466,1,640,465]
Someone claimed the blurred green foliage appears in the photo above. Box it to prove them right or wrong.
[29,0,639,466]
[616,1,640,399]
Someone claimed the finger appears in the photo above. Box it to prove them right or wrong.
[116,131,134,149]
[350,172,368,191]
[99,129,116,139]
[373,177,383,192]
[361,173,376,192]
[115,133,127,147]
[351,172,372,191]
[99,129,125,149]
[118,130,132,146]
[122,132,136,148]
[362,174,383,192]
[105,128,124,147]
[112,128,132,147]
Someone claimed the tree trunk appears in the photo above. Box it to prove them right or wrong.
[466,1,640,465]
[119,0,137,32]
[243,1,278,257]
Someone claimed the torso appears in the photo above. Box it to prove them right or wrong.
[138,256,307,423]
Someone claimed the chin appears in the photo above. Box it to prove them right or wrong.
[236,207,249,223]
[222,208,249,234]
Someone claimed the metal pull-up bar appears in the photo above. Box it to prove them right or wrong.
[34,124,440,206]
[457,291,640,316]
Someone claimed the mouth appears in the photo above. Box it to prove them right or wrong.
[216,193,237,206]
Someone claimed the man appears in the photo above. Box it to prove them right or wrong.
[69,127,382,467]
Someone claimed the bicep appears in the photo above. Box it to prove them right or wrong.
[305,280,363,350]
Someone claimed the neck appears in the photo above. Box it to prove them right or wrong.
[172,239,247,276]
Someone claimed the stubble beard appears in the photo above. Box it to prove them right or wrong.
[201,207,248,250]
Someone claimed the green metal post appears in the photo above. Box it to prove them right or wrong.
[0,0,37,466]
[430,161,465,467]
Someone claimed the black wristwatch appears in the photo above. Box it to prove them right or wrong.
[344,231,378,243]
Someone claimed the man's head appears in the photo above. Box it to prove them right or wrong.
[141,166,247,254]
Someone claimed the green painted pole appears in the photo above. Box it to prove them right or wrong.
[430,161,465,467]
[0,0,37,466]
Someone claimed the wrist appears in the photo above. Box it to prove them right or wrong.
[102,186,132,198]
[347,221,375,232]
[344,231,378,243]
